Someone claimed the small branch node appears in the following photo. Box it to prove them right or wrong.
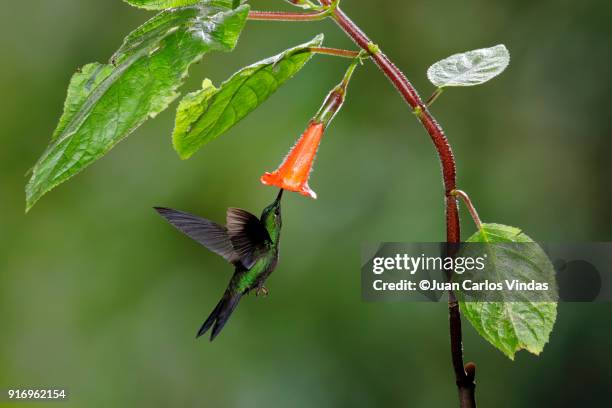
[366,42,381,55]
[464,362,477,382]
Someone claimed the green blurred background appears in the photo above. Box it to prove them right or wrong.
[1,0,611,406]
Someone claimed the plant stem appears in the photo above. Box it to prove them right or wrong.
[340,52,365,86]
[248,10,329,21]
[452,190,483,230]
[309,47,362,59]
[426,87,445,107]
[317,1,475,406]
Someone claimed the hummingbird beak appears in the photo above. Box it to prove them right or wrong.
[274,189,284,206]
[272,189,284,214]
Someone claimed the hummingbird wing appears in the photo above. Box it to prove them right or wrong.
[154,207,239,264]
[226,208,272,269]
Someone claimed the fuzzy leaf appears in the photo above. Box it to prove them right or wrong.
[459,223,557,360]
[123,0,201,9]
[26,3,250,211]
[173,34,324,159]
[427,44,510,87]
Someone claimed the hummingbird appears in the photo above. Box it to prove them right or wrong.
[154,189,284,341]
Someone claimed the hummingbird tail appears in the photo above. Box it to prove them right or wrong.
[197,291,243,341]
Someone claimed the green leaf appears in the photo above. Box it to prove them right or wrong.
[26,3,250,211]
[172,34,324,160]
[123,0,202,9]
[427,44,510,87]
[459,223,557,360]
[123,0,245,10]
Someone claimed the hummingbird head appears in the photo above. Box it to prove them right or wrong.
[261,189,283,242]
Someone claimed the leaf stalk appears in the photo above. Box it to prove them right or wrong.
[248,9,330,21]
[452,190,483,230]
[426,87,445,107]
[308,47,362,59]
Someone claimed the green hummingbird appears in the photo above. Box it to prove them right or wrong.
[154,189,284,341]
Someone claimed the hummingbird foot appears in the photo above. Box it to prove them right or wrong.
[255,286,269,297]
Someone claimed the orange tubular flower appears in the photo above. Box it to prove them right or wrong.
[261,121,325,199]
[261,58,359,198]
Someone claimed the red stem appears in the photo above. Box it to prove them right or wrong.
[317,1,475,406]
[248,10,329,21]
[320,3,459,242]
